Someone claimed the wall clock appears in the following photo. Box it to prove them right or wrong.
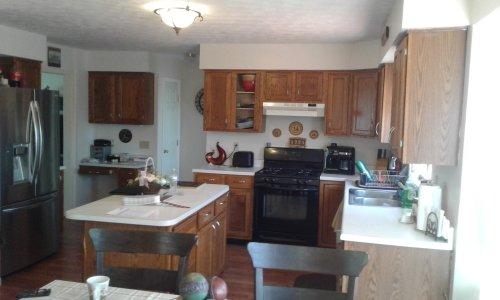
[119,129,132,143]
[289,121,303,136]
[195,88,204,115]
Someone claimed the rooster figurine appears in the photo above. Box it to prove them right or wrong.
[205,142,236,165]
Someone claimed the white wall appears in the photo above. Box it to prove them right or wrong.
[380,0,404,62]
[0,24,46,61]
[200,41,381,70]
[206,117,388,169]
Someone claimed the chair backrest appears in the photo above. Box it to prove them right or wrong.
[247,242,368,300]
[88,228,197,292]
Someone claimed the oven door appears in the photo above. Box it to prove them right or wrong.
[254,184,318,245]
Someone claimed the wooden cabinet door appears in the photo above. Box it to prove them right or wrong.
[117,168,138,188]
[118,73,154,125]
[173,214,198,274]
[14,58,41,89]
[324,72,351,136]
[295,71,323,103]
[376,64,394,143]
[264,72,295,101]
[204,71,231,131]
[211,212,227,275]
[227,188,253,240]
[318,182,344,248]
[350,70,379,137]
[89,72,119,123]
[195,222,213,277]
[391,37,408,158]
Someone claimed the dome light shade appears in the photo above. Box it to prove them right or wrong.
[154,6,203,35]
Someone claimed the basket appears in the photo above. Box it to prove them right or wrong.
[358,170,407,189]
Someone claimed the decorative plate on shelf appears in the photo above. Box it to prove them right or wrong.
[195,88,204,115]
[289,121,303,136]
[272,128,282,137]
[309,130,319,139]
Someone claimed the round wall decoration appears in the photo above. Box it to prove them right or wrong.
[195,88,204,115]
[119,129,132,143]
[309,130,319,139]
[272,128,282,138]
[289,121,303,136]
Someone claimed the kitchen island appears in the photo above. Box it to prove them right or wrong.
[339,180,453,300]
[65,184,229,280]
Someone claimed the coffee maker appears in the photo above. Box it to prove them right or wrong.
[324,143,355,175]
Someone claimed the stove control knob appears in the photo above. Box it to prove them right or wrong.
[271,178,278,183]
[264,178,270,183]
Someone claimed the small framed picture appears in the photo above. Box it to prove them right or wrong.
[47,47,61,68]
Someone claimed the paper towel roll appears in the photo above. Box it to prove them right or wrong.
[416,184,442,231]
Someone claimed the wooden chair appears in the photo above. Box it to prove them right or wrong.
[88,228,197,293]
[247,242,368,300]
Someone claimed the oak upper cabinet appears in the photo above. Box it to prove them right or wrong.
[318,181,345,248]
[264,71,295,101]
[324,72,351,136]
[350,70,379,137]
[89,73,119,123]
[88,72,154,125]
[0,56,41,89]
[295,71,323,103]
[391,39,408,159]
[118,73,154,124]
[204,71,232,131]
[391,29,467,165]
[376,64,394,143]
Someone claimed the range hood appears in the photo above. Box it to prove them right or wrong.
[263,102,325,117]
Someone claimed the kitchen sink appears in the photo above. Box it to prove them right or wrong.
[348,188,401,207]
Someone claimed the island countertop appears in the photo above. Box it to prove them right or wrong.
[340,180,453,251]
[65,184,229,227]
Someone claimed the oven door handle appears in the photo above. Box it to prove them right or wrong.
[255,185,318,192]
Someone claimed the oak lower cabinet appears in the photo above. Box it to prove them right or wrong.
[344,241,451,300]
[88,72,154,125]
[318,181,344,248]
[79,165,140,188]
[391,29,467,165]
[194,173,254,240]
[196,209,227,277]
[227,188,253,239]
[82,193,228,279]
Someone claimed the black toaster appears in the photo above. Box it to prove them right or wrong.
[232,151,254,168]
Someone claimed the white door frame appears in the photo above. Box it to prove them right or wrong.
[157,77,181,175]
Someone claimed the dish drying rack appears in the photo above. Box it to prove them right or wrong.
[357,170,407,190]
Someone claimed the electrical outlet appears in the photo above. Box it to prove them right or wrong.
[139,141,150,149]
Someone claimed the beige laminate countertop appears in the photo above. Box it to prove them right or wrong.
[65,184,229,227]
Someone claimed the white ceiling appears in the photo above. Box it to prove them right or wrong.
[0,0,396,54]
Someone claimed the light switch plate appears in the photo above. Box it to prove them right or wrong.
[139,141,150,149]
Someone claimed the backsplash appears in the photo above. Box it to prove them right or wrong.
[206,116,389,168]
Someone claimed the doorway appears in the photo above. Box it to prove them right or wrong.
[157,78,181,176]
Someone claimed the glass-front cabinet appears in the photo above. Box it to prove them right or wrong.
[230,71,263,132]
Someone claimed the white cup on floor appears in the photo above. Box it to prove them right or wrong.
[86,275,110,300]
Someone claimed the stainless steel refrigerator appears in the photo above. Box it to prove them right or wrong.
[0,87,60,277]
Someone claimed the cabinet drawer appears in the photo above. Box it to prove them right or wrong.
[79,166,115,175]
[214,193,229,216]
[173,214,198,233]
[195,173,225,185]
[225,175,253,189]
[197,204,215,229]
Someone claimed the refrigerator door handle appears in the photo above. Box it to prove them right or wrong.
[32,93,43,182]
[25,101,37,182]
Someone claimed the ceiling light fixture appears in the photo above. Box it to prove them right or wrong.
[154,2,203,35]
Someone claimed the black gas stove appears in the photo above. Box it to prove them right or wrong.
[253,147,325,246]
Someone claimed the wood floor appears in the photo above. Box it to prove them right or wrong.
[0,221,305,299]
